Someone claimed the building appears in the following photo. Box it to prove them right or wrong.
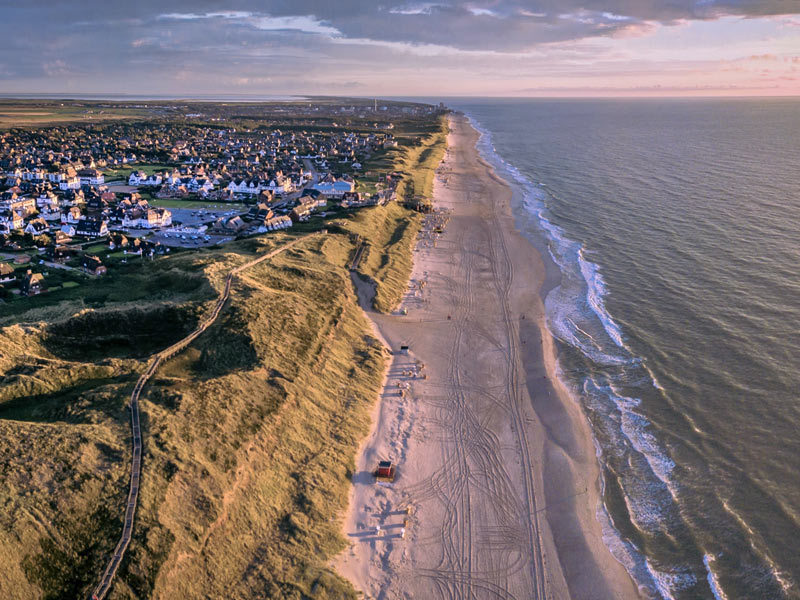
[256,215,292,232]
[82,255,107,275]
[0,263,15,284]
[311,179,355,199]
[45,244,75,263]
[59,176,81,191]
[24,218,50,237]
[78,168,104,186]
[212,215,246,233]
[75,219,109,238]
[122,207,172,229]
[20,270,44,296]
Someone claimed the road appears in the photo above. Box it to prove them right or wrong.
[89,234,315,600]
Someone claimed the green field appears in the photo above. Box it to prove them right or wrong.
[0,102,153,129]
[103,163,176,181]
[149,198,248,210]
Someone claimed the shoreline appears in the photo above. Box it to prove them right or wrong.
[335,114,639,599]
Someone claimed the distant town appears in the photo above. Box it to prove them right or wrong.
[0,99,443,301]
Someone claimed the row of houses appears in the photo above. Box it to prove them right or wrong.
[1,117,398,206]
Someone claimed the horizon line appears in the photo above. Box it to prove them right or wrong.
[1,93,799,101]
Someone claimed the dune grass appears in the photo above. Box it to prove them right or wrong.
[341,115,448,312]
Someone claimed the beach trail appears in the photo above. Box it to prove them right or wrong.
[335,114,640,600]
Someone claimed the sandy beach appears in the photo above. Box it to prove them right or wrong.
[335,114,640,599]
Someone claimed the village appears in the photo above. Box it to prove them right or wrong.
[0,115,408,302]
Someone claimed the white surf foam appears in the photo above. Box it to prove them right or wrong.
[466,111,695,600]
[703,554,729,600]
[578,247,627,349]
[645,559,697,600]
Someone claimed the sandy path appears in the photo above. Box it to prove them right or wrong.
[335,115,640,599]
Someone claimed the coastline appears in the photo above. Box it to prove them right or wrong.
[335,114,639,599]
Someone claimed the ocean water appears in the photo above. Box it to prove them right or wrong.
[447,98,800,599]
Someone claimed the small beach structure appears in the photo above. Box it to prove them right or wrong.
[375,461,396,482]
[399,345,409,355]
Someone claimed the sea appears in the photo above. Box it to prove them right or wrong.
[444,98,800,600]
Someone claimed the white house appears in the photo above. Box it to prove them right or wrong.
[78,168,104,186]
[36,192,59,210]
[22,169,46,182]
[122,208,172,229]
[226,179,264,195]
[61,206,84,224]
[59,177,81,190]
[128,171,147,185]
[256,215,293,233]
[24,218,50,236]
[40,207,63,222]
[129,171,163,187]
[75,219,109,237]
[189,177,214,194]
[265,178,293,194]
[0,211,24,231]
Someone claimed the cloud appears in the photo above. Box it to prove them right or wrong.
[252,15,340,35]
[0,1,797,95]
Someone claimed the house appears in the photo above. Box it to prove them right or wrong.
[20,270,44,296]
[60,224,77,236]
[61,189,85,206]
[0,195,37,216]
[297,192,326,211]
[59,176,81,190]
[256,215,293,233]
[257,189,277,207]
[290,204,313,222]
[61,206,84,224]
[247,202,274,222]
[78,168,104,186]
[0,211,24,232]
[35,191,59,210]
[24,218,50,237]
[82,255,107,275]
[0,263,15,284]
[212,215,246,233]
[45,244,75,263]
[188,177,214,194]
[122,207,171,229]
[341,192,379,209]
[54,230,73,245]
[40,206,62,222]
[226,179,263,195]
[132,238,165,257]
[129,171,163,187]
[75,218,108,238]
[128,170,147,185]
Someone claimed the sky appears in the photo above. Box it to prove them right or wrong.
[1,1,799,97]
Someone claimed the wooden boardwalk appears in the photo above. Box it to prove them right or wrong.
[90,236,312,600]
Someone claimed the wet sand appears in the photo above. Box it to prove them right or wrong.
[335,114,640,599]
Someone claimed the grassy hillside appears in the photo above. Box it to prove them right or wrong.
[343,115,448,312]
[0,115,448,599]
